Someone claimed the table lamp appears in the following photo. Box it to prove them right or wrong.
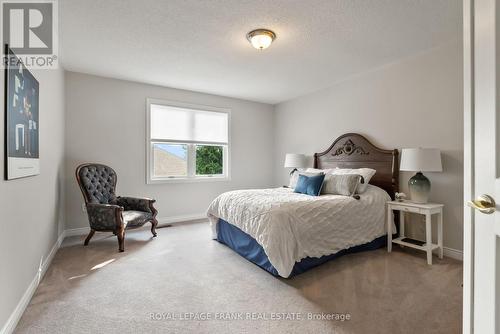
[400,148,442,203]
[284,153,307,175]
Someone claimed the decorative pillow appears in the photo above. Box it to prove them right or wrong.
[322,174,365,196]
[331,168,376,193]
[289,171,322,189]
[294,173,326,196]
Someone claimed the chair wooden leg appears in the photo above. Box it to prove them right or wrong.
[148,201,158,238]
[151,218,158,237]
[117,229,125,252]
[84,229,95,246]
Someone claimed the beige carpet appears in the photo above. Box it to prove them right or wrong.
[15,221,462,334]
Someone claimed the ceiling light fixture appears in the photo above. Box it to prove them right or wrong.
[246,29,276,50]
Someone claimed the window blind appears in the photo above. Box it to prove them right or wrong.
[150,104,228,144]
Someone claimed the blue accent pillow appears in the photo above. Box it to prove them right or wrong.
[294,173,325,196]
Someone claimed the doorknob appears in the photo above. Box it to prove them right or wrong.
[467,194,496,214]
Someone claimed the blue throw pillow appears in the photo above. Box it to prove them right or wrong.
[294,173,325,196]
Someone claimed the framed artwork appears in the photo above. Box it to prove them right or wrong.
[4,45,40,180]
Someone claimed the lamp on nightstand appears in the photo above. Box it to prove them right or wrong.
[284,153,307,175]
[400,148,442,204]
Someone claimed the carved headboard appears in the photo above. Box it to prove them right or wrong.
[314,133,399,199]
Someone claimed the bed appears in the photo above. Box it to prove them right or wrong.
[207,133,400,278]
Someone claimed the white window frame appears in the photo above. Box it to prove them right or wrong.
[146,98,231,184]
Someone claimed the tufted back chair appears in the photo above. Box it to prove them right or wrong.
[75,162,158,252]
[76,163,117,204]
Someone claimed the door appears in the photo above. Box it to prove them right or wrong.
[464,0,500,333]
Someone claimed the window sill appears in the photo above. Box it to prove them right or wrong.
[147,176,231,184]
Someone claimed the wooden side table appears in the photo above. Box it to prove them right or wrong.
[387,201,444,265]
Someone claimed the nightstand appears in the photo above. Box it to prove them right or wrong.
[387,201,444,265]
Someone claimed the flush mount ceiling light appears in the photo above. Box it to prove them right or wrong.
[246,29,276,50]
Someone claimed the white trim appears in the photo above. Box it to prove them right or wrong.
[0,232,64,334]
[443,247,464,261]
[463,0,474,332]
[145,98,231,184]
[63,213,208,237]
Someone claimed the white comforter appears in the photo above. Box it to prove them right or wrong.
[207,185,392,278]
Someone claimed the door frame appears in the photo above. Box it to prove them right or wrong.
[463,0,474,333]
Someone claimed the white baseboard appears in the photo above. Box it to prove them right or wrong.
[0,232,65,334]
[443,247,463,261]
[64,213,208,237]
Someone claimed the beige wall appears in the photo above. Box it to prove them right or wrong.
[274,42,464,251]
[64,72,275,230]
[0,68,65,328]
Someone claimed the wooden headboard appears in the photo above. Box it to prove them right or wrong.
[314,133,399,199]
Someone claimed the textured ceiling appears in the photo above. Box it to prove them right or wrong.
[60,0,461,104]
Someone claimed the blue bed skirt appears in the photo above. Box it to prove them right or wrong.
[216,218,388,278]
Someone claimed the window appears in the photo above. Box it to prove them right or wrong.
[147,99,230,183]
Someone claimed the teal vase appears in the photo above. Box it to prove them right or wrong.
[408,172,431,203]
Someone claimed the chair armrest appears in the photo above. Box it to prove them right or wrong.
[116,196,156,213]
[86,203,124,231]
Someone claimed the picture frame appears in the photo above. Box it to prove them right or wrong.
[4,44,40,180]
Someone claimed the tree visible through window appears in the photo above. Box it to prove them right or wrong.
[196,145,223,175]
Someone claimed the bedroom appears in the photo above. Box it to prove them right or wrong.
[0,0,495,333]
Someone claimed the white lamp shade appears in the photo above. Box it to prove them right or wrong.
[284,153,307,168]
[400,148,442,172]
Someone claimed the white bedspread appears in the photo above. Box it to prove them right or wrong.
[207,185,392,278]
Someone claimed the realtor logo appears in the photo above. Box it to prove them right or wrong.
[1,0,58,69]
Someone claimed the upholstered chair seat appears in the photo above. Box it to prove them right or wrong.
[76,163,158,252]
[122,211,153,228]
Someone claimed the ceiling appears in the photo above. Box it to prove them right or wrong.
[60,0,461,104]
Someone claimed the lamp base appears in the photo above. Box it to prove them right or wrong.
[408,172,431,204]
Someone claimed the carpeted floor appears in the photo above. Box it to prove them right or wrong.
[15,221,462,334]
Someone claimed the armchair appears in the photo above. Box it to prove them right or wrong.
[76,163,158,252]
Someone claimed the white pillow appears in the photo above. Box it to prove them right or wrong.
[305,168,334,174]
[331,168,376,193]
[289,171,323,189]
